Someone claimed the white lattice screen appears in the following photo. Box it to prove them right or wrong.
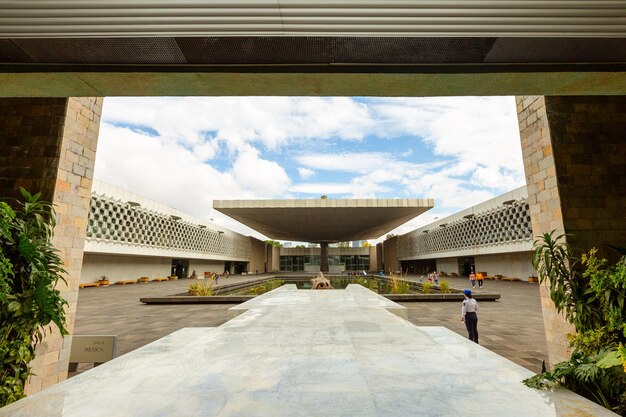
[398,200,532,258]
[86,194,250,259]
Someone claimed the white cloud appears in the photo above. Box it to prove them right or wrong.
[96,96,526,239]
[297,167,315,179]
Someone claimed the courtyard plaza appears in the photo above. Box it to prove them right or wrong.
[72,273,547,375]
[3,284,611,417]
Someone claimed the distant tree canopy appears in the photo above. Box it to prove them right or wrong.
[362,242,372,248]
[295,244,306,248]
[386,233,396,240]
[265,240,283,247]
[336,241,350,248]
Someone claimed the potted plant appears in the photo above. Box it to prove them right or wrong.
[98,275,110,286]
[138,276,149,283]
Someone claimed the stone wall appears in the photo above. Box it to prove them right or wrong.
[248,237,267,274]
[516,95,626,366]
[382,236,400,273]
[0,97,103,393]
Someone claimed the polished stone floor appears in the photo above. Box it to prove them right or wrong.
[1,285,615,417]
[72,274,548,373]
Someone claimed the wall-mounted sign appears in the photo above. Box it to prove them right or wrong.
[70,335,117,364]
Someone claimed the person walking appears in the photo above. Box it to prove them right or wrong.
[461,289,479,344]
[469,271,476,288]
[476,271,484,289]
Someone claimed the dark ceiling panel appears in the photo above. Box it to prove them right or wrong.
[175,37,333,65]
[0,40,34,63]
[11,38,187,64]
[1,36,625,67]
[336,37,497,64]
[485,38,626,63]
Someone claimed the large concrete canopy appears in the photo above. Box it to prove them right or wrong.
[213,198,434,243]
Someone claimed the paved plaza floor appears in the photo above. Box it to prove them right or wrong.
[5,285,613,417]
[73,274,548,374]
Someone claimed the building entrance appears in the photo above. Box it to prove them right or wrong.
[458,257,475,277]
[171,259,189,279]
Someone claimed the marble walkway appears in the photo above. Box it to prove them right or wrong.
[1,285,616,417]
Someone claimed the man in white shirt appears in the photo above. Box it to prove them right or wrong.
[461,289,479,344]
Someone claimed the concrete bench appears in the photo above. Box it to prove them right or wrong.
[114,280,136,285]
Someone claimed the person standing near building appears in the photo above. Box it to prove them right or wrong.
[469,271,476,288]
[476,271,484,289]
[461,289,479,344]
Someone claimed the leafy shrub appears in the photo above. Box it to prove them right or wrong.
[421,282,432,294]
[389,273,410,294]
[438,280,451,294]
[525,232,626,415]
[1,190,69,406]
[247,279,284,295]
[188,280,216,296]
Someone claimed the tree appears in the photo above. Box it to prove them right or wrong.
[265,240,283,248]
[0,189,69,406]
[362,242,371,248]
[336,242,350,248]
[386,233,396,240]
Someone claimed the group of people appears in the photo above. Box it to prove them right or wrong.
[417,270,439,284]
[202,270,229,283]
[468,271,484,288]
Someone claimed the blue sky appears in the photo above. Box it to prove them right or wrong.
[95,96,525,241]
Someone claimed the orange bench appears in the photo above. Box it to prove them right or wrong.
[151,277,169,282]
[114,280,136,285]
[79,283,100,289]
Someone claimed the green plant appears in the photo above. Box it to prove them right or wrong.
[438,280,451,294]
[525,232,626,414]
[1,189,69,406]
[421,282,432,294]
[389,273,410,294]
[247,279,284,295]
[188,279,216,296]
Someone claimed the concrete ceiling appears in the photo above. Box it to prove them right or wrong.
[1,1,625,96]
[213,198,434,242]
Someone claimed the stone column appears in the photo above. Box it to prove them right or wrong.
[516,95,626,366]
[0,97,103,394]
[319,242,329,272]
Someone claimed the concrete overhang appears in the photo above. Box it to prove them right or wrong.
[1,1,626,96]
[213,198,434,242]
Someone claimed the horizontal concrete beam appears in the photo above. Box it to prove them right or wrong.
[2,69,626,97]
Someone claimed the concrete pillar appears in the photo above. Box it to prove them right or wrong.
[516,95,626,366]
[0,97,103,394]
[319,242,329,272]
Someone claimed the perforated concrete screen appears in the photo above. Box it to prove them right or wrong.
[398,200,532,258]
[86,194,250,259]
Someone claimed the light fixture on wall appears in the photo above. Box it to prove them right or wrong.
[126,201,140,207]
[439,223,448,228]
[170,215,182,221]
[503,199,516,206]
[217,231,224,235]
[463,214,475,219]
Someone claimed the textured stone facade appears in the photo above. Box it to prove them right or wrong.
[516,95,626,366]
[248,237,267,274]
[0,97,103,394]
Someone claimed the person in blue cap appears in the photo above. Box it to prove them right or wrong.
[461,289,479,343]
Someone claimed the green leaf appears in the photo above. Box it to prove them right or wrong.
[595,350,621,369]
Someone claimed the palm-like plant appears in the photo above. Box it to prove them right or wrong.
[0,189,68,406]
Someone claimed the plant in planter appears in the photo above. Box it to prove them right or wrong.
[98,275,110,286]
[524,232,626,415]
[0,189,69,406]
